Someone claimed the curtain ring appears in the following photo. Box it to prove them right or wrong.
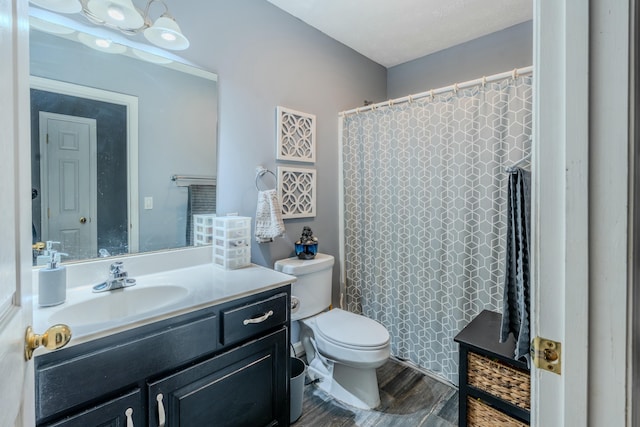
[430,89,434,100]
[388,99,394,107]
[356,107,361,114]
[408,95,414,103]
[481,76,487,88]
[512,68,518,80]
[453,83,459,94]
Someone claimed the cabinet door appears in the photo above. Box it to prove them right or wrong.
[148,328,288,427]
[43,389,142,427]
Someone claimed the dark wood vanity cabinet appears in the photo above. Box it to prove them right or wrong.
[35,286,291,427]
[149,329,286,426]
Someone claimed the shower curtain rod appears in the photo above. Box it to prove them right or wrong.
[339,65,533,117]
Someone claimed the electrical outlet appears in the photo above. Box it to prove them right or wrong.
[144,197,153,210]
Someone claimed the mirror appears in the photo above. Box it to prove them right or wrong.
[29,8,218,265]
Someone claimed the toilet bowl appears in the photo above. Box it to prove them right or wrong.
[274,254,391,409]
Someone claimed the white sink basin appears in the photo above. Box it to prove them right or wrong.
[49,285,189,330]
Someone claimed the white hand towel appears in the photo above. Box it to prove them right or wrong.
[255,189,286,243]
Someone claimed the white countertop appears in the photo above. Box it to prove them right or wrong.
[33,254,295,352]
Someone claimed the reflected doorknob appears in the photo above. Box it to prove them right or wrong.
[79,217,87,224]
[24,324,72,361]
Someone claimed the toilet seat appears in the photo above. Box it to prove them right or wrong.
[315,309,390,350]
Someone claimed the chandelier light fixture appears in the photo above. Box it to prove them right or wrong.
[29,0,189,50]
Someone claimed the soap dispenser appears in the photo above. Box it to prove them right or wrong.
[36,241,60,266]
[39,250,67,307]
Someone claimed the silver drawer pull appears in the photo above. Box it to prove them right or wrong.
[243,310,274,325]
[125,408,134,427]
[157,393,166,427]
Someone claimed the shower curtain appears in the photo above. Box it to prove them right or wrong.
[341,74,532,385]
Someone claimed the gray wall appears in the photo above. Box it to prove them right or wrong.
[387,21,533,98]
[171,0,387,303]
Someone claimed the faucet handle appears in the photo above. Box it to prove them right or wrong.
[109,261,127,279]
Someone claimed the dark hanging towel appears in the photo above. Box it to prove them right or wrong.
[500,167,531,366]
[186,184,217,245]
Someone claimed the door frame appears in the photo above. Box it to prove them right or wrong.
[39,112,98,259]
[30,76,140,254]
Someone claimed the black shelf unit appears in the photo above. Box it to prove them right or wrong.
[454,310,530,426]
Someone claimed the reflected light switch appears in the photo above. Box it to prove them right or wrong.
[144,197,153,210]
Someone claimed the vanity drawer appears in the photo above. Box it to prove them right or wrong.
[220,292,288,346]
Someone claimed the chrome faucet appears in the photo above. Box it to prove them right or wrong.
[92,261,137,292]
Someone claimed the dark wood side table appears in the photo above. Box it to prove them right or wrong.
[454,310,530,426]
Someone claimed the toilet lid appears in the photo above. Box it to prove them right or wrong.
[315,309,390,348]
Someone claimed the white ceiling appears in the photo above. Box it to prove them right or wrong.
[266,0,532,68]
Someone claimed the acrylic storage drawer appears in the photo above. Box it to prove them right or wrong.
[214,254,251,270]
[193,214,216,246]
[214,245,250,258]
[213,216,251,270]
[214,217,251,238]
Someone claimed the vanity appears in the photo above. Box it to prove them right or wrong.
[32,249,294,427]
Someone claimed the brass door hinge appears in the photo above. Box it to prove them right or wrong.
[531,336,562,375]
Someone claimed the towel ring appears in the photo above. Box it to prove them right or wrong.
[255,168,277,191]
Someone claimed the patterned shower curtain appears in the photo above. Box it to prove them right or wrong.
[341,75,532,385]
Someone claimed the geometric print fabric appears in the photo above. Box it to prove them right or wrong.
[342,75,533,385]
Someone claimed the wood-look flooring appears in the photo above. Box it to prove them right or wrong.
[293,358,458,427]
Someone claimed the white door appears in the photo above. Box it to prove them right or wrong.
[533,0,630,425]
[0,0,34,426]
[39,112,98,261]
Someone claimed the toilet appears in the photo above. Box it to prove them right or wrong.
[275,253,390,409]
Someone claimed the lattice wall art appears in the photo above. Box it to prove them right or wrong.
[276,106,316,163]
[277,166,316,219]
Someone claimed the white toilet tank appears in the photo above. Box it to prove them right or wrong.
[274,253,334,321]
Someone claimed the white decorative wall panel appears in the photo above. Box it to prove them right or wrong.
[276,106,316,163]
[277,166,316,219]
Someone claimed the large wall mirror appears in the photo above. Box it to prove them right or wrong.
[29,7,218,266]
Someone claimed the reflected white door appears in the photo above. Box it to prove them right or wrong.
[39,112,97,261]
[0,0,34,425]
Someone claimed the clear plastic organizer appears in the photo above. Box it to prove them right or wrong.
[193,214,216,246]
[214,217,251,238]
[214,246,250,258]
[214,254,252,270]
[213,215,251,269]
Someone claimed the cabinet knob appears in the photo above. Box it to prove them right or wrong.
[24,324,72,361]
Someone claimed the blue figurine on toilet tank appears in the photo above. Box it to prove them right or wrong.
[295,226,318,260]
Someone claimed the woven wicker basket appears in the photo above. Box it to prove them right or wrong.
[467,352,530,410]
[467,398,527,427]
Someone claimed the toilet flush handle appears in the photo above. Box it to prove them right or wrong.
[291,296,300,313]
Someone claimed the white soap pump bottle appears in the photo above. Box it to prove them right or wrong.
[36,240,60,266]
[39,250,67,307]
